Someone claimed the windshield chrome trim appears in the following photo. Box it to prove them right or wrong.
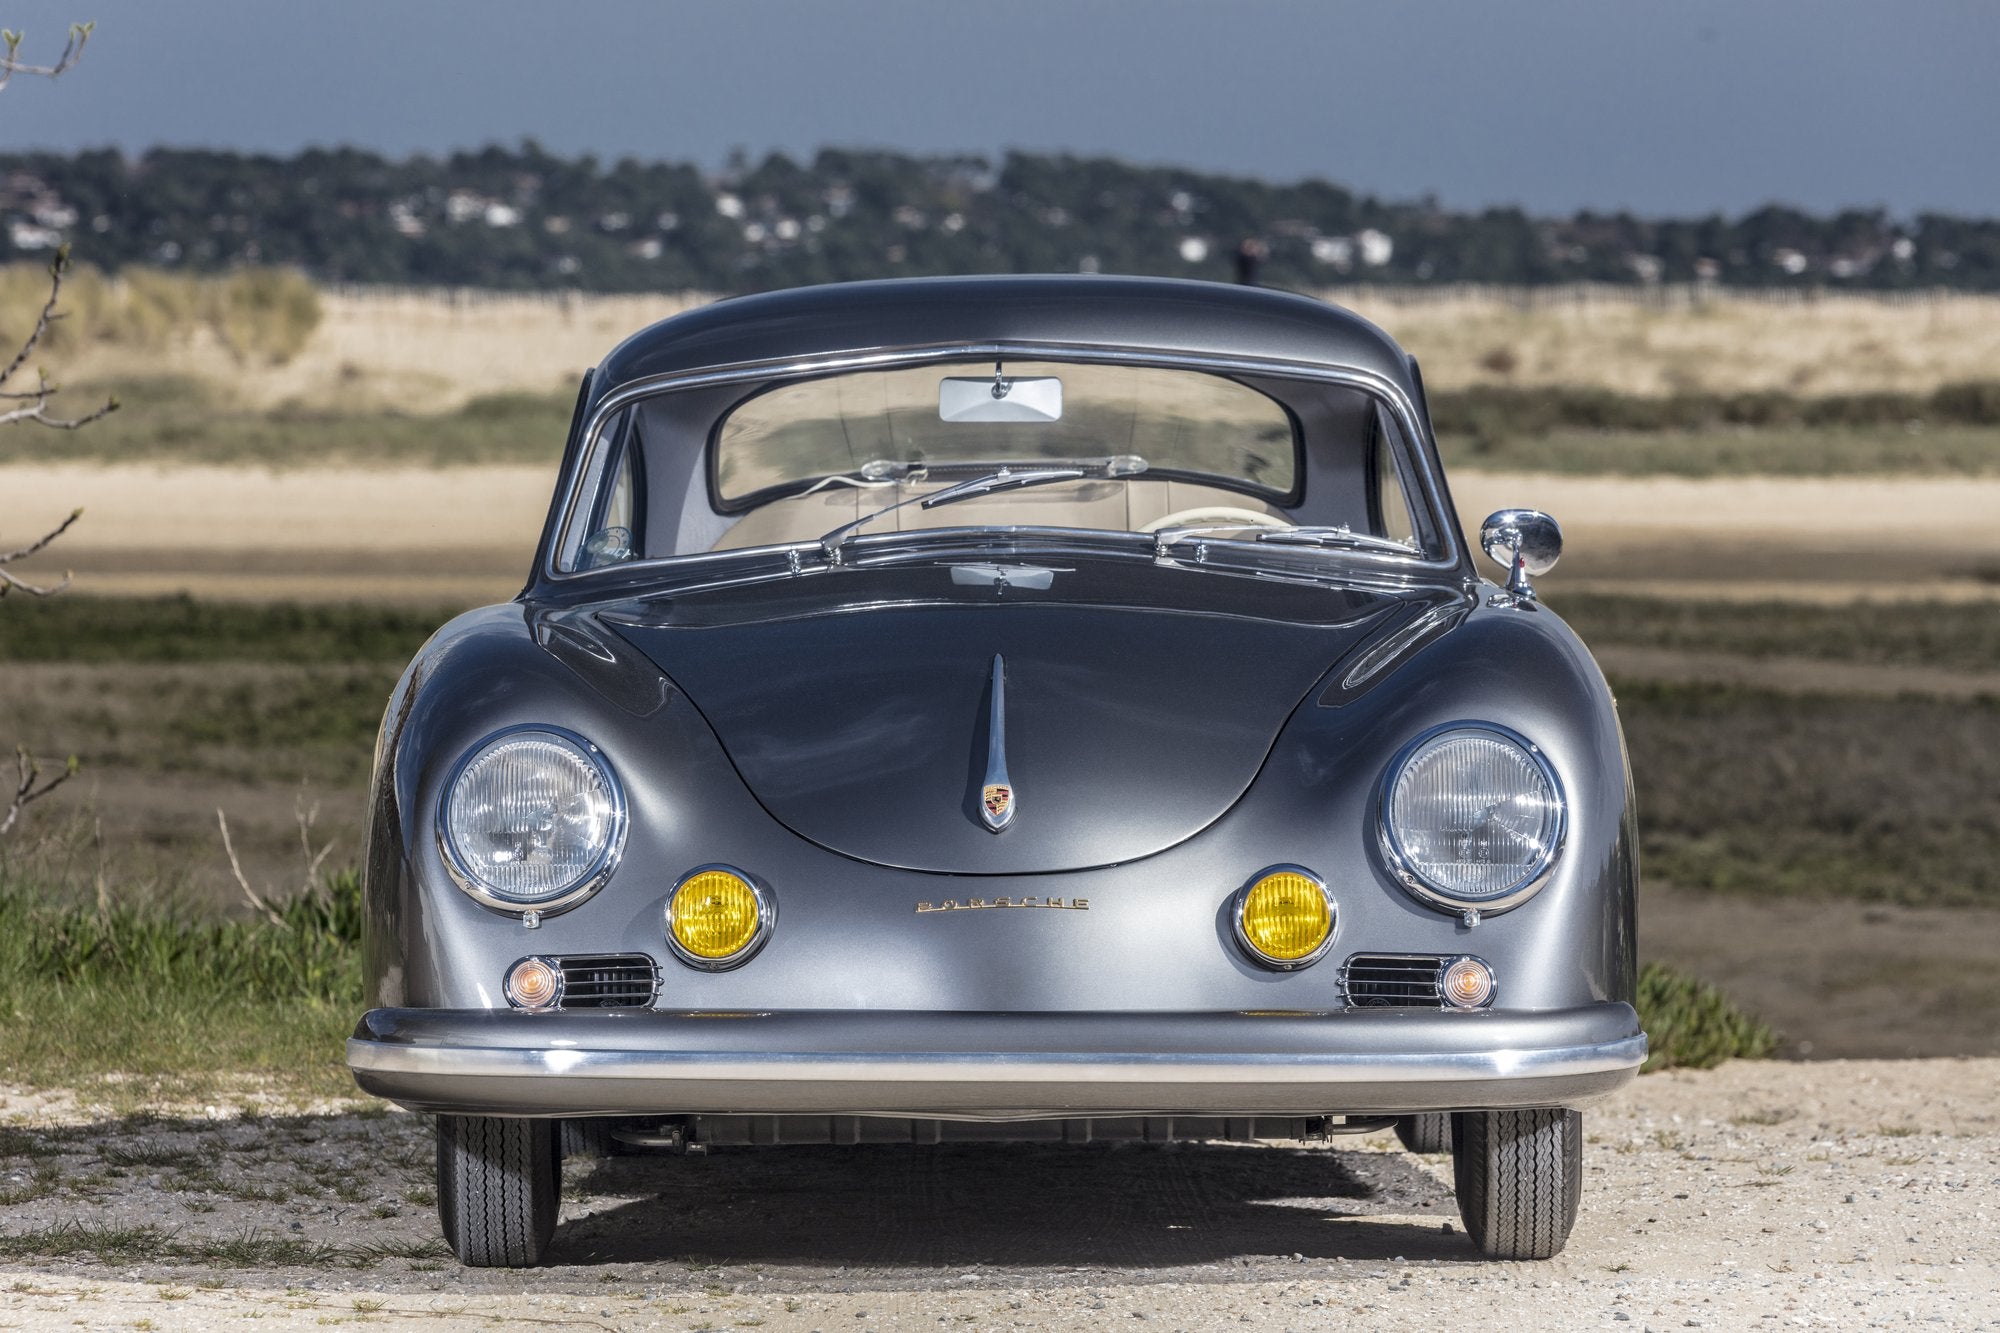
[564,525,1463,605]
[543,341,1464,587]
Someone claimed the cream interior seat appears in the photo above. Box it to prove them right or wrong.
[709,478,1289,552]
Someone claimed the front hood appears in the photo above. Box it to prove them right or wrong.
[606,571,1437,873]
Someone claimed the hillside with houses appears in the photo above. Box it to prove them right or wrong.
[4,143,1998,294]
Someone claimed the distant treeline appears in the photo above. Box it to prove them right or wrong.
[4,143,1999,293]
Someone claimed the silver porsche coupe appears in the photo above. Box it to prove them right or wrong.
[347,274,1646,1266]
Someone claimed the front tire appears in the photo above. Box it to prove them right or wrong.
[1394,1113,1451,1154]
[1451,1108,1583,1259]
[436,1115,561,1267]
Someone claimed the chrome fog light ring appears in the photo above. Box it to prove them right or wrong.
[1231,864,1338,971]
[664,864,778,971]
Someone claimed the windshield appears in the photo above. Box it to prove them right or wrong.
[713,360,1297,506]
[552,354,1434,574]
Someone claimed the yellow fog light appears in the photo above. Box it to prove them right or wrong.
[1442,956,1496,1009]
[504,956,563,1010]
[1233,867,1335,969]
[666,866,774,970]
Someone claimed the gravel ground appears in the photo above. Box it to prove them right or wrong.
[1,1058,1995,1330]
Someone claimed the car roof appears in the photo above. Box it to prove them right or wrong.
[592,274,1417,400]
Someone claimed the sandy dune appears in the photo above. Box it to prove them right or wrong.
[39,284,2000,411]
[5,462,1996,603]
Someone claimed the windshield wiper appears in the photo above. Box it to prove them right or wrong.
[816,456,1146,561]
[1151,522,1419,559]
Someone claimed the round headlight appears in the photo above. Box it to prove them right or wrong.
[1233,866,1336,969]
[438,726,625,912]
[666,866,774,970]
[1380,724,1565,914]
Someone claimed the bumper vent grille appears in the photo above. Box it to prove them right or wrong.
[1342,954,1445,1008]
[555,954,658,1009]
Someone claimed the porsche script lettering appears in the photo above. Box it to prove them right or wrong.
[915,897,1090,913]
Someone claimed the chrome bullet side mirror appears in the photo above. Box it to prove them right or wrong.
[1479,509,1563,606]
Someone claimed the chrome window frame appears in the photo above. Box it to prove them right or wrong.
[1376,721,1569,918]
[544,341,1468,585]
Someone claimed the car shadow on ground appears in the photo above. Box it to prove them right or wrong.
[554,1140,1476,1269]
[0,1111,1479,1279]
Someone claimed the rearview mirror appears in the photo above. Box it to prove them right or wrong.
[1479,508,1562,605]
[940,373,1063,423]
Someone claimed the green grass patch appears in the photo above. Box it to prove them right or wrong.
[0,375,573,468]
[1636,962,1779,1071]
[1616,680,2000,906]
[1440,422,2000,477]
[10,369,2000,474]
[0,595,453,665]
[1432,381,2000,437]
[1558,594,2000,674]
[9,661,402,785]
[153,668,401,781]
[0,1220,445,1268]
[1429,381,2000,475]
[0,870,363,1102]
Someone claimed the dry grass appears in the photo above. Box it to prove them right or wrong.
[14,276,2000,413]
[1330,285,2000,396]
[0,263,322,370]
[14,275,704,411]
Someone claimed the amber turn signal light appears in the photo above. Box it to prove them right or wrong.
[504,956,563,1010]
[1442,956,1496,1009]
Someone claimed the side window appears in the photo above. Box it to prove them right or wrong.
[559,407,643,571]
[1371,410,1417,547]
[586,447,639,567]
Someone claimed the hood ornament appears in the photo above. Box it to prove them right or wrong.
[980,654,1015,832]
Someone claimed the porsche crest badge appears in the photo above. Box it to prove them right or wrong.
[979,656,1016,831]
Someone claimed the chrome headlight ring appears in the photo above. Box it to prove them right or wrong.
[1377,721,1567,919]
[436,723,628,917]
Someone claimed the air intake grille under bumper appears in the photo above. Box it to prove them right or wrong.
[554,955,658,1009]
[1342,954,1447,1008]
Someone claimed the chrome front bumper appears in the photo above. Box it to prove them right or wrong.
[349,1004,1646,1118]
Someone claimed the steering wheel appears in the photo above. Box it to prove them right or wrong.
[1139,506,1292,534]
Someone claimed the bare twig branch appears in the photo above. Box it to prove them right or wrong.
[0,566,70,598]
[0,507,82,599]
[217,808,286,925]
[0,246,72,388]
[1,506,81,563]
[1,746,79,837]
[93,815,111,919]
[0,248,121,430]
[0,23,94,96]
[1,24,102,829]
[294,789,336,894]
[0,396,119,429]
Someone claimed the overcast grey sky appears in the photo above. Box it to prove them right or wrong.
[4,0,1997,217]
